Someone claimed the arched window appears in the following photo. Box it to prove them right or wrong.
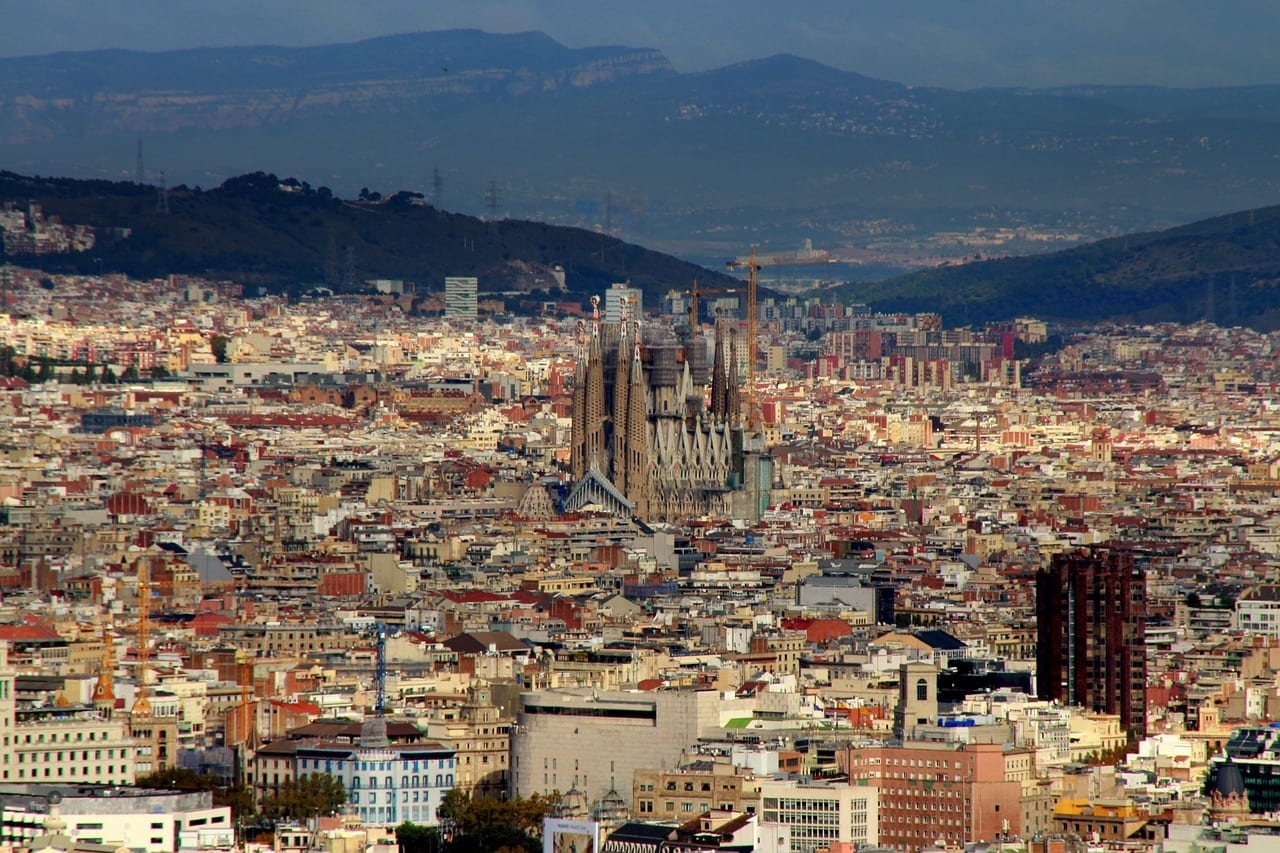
[916,678,928,701]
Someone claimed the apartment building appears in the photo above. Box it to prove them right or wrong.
[758,779,879,853]
[839,741,1026,850]
[633,762,763,822]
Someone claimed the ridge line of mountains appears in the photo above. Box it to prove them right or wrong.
[2,29,1278,250]
[4,168,1280,330]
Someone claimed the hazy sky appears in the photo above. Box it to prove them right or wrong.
[2,0,1277,89]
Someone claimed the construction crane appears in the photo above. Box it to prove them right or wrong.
[725,249,765,429]
[235,649,254,747]
[131,558,152,717]
[684,279,738,332]
[726,246,836,428]
[374,622,387,718]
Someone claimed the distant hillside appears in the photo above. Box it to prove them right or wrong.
[0,171,737,302]
[829,204,1280,329]
[2,30,1280,248]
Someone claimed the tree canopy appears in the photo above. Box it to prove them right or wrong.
[134,767,255,819]
[259,773,346,822]
[427,790,559,853]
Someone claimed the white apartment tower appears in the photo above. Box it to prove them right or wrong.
[444,276,478,322]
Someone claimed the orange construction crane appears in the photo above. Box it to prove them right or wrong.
[726,247,834,428]
[685,279,738,332]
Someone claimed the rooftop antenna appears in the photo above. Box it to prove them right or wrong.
[135,139,145,184]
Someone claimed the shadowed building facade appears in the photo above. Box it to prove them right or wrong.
[1036,547,1147,740]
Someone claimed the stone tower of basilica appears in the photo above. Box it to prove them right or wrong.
[566,297,749,523]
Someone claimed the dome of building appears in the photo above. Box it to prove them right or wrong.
[1213,757,1247,799]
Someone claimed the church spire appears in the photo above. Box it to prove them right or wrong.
[710,310,728,421]
[612,297,632,492]
[570,320,588,480]
[131,558,153,718]
[728,328,743,428]
[584,296,606,472]
[625,313,650,519]
[92,619,116,715]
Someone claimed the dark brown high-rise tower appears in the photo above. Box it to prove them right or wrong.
[1037,547,1147,740]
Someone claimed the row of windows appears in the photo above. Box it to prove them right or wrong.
[351,789,438,805]
[300,758,453,773]
[18,749,124,762]
[10,766,128,779]
[9,731,114,745]
[348,775,453,790]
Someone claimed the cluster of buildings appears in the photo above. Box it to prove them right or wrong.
[6,264,1280,853]
[0,203,99,257]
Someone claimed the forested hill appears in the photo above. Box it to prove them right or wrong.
[830,204,1280,329]
[0,170,737,299]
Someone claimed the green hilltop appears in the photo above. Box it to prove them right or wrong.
[832,204,1280,329]
[0,170,737,302]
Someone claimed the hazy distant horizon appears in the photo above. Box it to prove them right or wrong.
[2,0,1277,90]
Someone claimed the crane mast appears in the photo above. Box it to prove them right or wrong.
[725,248,763,430]
[726,245,834,430]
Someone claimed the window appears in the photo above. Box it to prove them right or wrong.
[917,678,928,701]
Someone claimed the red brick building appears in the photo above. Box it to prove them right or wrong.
[839,741,1027,850]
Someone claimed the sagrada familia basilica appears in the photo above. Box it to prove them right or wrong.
[565,295,770,523]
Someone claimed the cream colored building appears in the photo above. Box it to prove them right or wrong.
[759,779,879,853]
[511,688,725,807]
[0,645,136,787]
[421,682,510,800]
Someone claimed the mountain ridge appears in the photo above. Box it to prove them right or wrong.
[2,30,1279,249]
[829,203,1280,330]
[0,169,737,302]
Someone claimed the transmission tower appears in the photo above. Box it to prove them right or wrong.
[135,139,145,184]
[342,245,356,290]
[603,191,613,235]
[324,229,340,286]
[155,171,169,214]
[485,179,501,222]
[432,165,444,210]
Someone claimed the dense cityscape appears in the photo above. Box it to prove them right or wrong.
[2,246,1280,853]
